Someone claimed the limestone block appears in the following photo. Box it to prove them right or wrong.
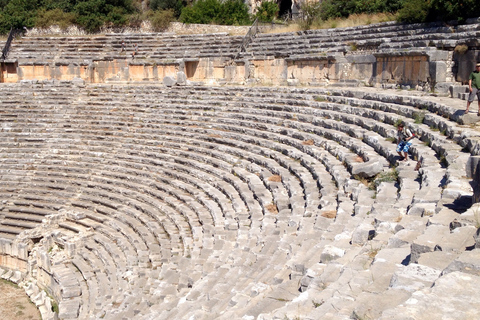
[177,71,187,85]
[407,203,436,216]
[320,245,346,263]
[287,79,299,86]
[1,269,13,280]
[379,271,480,320]
[429,61,447,83]
[58,298,80,319]
[374,247,410,265]
[71,77,85,86]
[351,160,384,179]
[389,263,441,292]
[163,76,176,87]
[442,249,480,276]
[466,156,480,203]
[351,224,376,245]
[417,251,459,270]
[426,208,458,226]
[10,270,22,283]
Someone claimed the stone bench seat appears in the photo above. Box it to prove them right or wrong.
[4,172,181,253]
[1,81,479,319]
[73,215,147,265]
[0,119,284,229]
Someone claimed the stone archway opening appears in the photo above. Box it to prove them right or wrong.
[277,0,292,19]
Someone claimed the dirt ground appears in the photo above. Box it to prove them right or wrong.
[0,280,41,320]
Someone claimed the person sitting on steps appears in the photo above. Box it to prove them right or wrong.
[464,62,480,115]
[396,121,414,162]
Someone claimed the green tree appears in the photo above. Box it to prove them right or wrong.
[254,0,278,22]
[299,1,321,30]
[180,0,221,24]
[150,0,185,18]
[148,9,175,31]
[397,0,430,23]
[217,0,250,25]
[318,0,357,20]
[35,8,77,29]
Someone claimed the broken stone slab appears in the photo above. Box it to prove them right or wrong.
[319,245,346,264]
[389,263,441,292]
[58,298,81,319]
[351,160,384,179]
[388,229,422,249]
[163,76,177,87]
[410,224,476,263]
[177,71,187,85]
[407,202,436,217]
[351,223,376,245]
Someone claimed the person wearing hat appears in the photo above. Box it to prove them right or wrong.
[464,62,480,115]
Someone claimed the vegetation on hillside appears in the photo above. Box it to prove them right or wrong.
[0,0,478,35]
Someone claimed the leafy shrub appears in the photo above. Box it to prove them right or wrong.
[180,0,250,25]
[397,0,430,23]
[0,0,37,34]
[298,1,321,30]
[218,0,250,25]
[150,0,185,18]
[319,0,356,20]
[73,0,135,32]
[454,44,468,55]
[254,0,278,23]
[148,9,175,31]
[35,8,77,29]
[180,0,221,24]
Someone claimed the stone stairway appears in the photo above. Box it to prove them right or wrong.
[0,81,479,319]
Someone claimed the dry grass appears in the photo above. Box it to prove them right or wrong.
[354,156,364,163]
[266,203,278,214]
[313,13,397,30]
[264,24,302,34]
[265,13,397,34]
[268,175,282,182]
[208,133,222,138]
[321,210,336,219]
[302,139,314,145]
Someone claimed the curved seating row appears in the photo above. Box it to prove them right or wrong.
[0,81,477,319]
[6,20,480,64]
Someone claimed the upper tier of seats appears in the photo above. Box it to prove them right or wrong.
[5,20,480,63]
[0,81,479,320]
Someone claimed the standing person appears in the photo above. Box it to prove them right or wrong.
[396,121,414,162]
[132,43,138,58]
[464,63,480,115]
[121,40,126,52]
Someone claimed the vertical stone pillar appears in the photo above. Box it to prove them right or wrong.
[466,156,480,203]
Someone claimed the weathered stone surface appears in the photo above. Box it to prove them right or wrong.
[163,76,176,87]
[379,272,480,320]
[389,263,441,292]
[320,245,345,263]
[442,249,480,276]
[351,160,384,178]
[177,71,187,85]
